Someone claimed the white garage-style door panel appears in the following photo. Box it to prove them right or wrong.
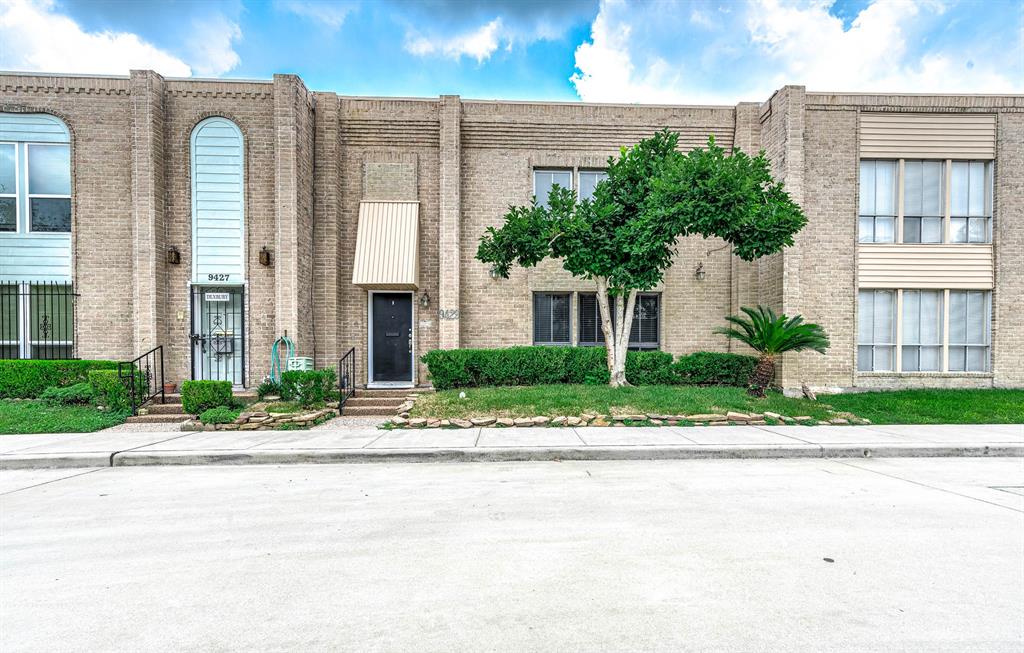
[191,117,245,284]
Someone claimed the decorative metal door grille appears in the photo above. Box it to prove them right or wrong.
[0,281,76,359]
[190,286,245,385]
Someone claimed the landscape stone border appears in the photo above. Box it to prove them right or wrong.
[182,406,338,431]
[389,396,869,429]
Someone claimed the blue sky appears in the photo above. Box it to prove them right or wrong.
[1,0,1021,103]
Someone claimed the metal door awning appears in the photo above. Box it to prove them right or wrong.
[351,201,419,290]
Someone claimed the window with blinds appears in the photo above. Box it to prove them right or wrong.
[533,292,571,345]
[577,292,659,349]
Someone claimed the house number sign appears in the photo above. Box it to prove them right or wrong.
[437,309,460,320]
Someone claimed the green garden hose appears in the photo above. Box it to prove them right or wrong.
[270,334,296,383]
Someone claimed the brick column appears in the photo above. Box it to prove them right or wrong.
[312,92,341,367]
[437,95,462,349]
[129,69,166,355]
[273,74,316,356]
[730,102,762,318]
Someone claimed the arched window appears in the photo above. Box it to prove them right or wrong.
[0,113,73,359]
[0,113,71,235]
[190,117,245,284]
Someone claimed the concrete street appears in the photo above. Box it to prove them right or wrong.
[2,458,1022,652]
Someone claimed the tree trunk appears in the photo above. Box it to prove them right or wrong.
[595,278,637,388]
[748,354,776,397]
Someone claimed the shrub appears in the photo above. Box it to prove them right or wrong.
[256,379,281,400]
[180,380,233,414]
[422,347,758,390]
[199,406,242,425]
[670,352,757,386]
[88,370,130,411]
[422,346,679,390]
[279,368,337,407]
[0,359,119,399]
[40,382,94,406]
[624,350,675,385]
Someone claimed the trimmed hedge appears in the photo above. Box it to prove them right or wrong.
[40,382,94,406]
[421,347,757,390]
[280,368,337,407]
[180,380,233,415]
[0,359,119,399]
[88,370,130,411]
[671,351,757,387]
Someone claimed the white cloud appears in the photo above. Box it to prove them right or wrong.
[571,0,1022,104]
[405,18,505,63]
[185,13,242,76]
[0,0,191,76]
[276,0,357,30]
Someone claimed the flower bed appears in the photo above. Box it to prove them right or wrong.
[182,403,337,431]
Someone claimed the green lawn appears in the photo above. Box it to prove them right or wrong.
[410,385,1024,425]
[0,400,128,434]
[411,385,836,421]
[817,389,1024,425]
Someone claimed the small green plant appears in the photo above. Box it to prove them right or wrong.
[40,382,94,406]
[279,368,337,407]
[180,380,233,414]
[265,401,304,413]
[256,378,281,400]
[715,306,830,397]
[198,406,241,425]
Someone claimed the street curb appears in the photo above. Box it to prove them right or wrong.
[108,443,1024,467]
[0,453,112,470]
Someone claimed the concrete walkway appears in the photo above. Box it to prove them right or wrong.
[0,423,1021,469]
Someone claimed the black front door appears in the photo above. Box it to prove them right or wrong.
[371,293,412,383]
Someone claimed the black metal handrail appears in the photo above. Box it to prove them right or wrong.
[119,345,164,416]
[338,347,356,413]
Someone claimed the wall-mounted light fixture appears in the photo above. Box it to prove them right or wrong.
[694,262,706,281]
[419,291,430,308]
[489,265,501,280]
[166,246,181,265]
[259,246,272,267]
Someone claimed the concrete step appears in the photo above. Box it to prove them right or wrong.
[341,405,399,417]
[146,402,186,415]
[344,397,406,408]
[126,413,191,424]
[358,388,433,398]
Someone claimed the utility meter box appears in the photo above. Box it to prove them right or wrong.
[286,357,314,372]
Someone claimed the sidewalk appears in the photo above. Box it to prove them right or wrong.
[1,423,1021,469]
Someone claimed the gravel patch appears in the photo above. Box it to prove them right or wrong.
[309,415,388,430]
[102,422,184,433]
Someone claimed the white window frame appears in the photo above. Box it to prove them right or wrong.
[0,141,19,234]
[860,158,994,245]
[949,160,993,244]
[532,292,572,346]
[858,287,992,375]
[947,289,991,373]
[577,169,609,202]
[1,282,75,359]
[858,289,896,372]
[25,142,72,234]
[532,169,573,209]
[900,289,944,372]
[858,160,897,244]
[901,160,945,244]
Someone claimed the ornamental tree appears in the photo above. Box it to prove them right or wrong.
[477,131,807,387]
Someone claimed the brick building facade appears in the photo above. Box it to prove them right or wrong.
[1,71,1020,393]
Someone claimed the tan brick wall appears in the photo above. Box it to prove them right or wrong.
[1,74,135,361]
[160,79,277,387]
[2,71,1021,392]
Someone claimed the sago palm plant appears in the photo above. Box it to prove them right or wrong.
[715,305,830,397]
